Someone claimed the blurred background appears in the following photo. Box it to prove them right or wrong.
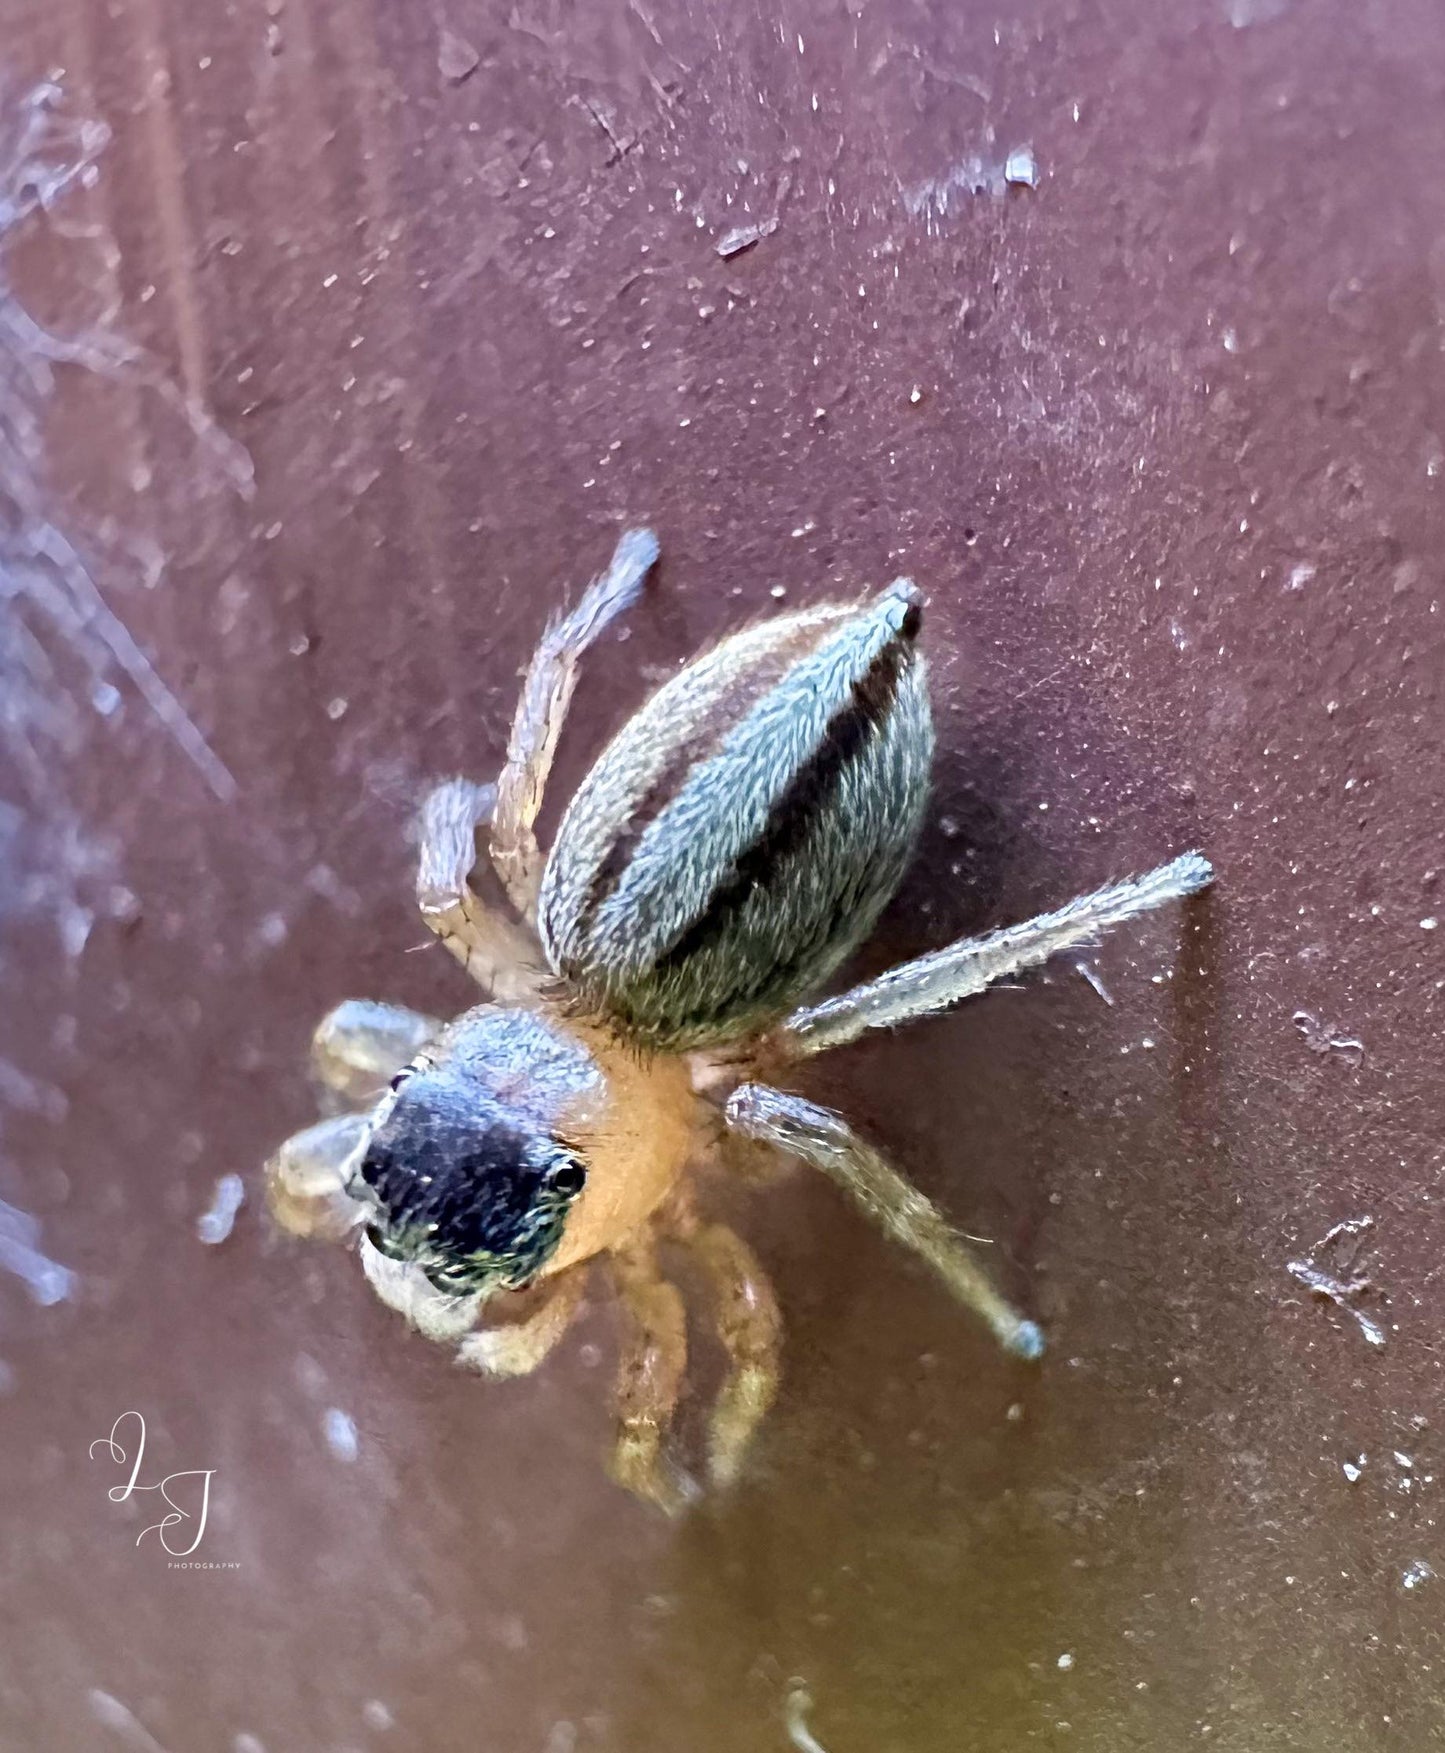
[2,0,1443,1748]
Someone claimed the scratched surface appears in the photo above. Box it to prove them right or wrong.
[2,0,1443,1748]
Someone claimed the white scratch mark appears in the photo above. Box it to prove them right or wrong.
[0,1197,76,1304]
[1075,960,1114,1006]
[88,1690,172,1753]
[0,79,248,803]
[13,518,237,799]
[0,1059,68,1121]
[785,1683,832,1753]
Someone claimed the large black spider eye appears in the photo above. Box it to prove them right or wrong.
[365,1222,405,1260]
[544,1156,587,1198]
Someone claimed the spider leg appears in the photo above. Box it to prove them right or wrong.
[608,1230,696,1516]
[455,1271,587,1378]
[665,1190,781,1489]
[777,851,1212,1057]
[264,1112,371,1241]
[490,527,659,923]
[724,1082,1044,1361]
[310,998,442,1105]
[416,777,547,997]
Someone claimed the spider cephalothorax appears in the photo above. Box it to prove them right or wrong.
[266,527,1211,1511]
[353,1011,593,1296]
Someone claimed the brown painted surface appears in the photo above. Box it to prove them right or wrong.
[3,1,1442,1748]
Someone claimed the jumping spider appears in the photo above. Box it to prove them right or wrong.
[266,528,1211,1511]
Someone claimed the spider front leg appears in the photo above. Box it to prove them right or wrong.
[269,1001,440,1234]
[607,1231,696,1516]
[665,1191,781,1489]
[490,527,659,922]
[416,779,545,998]
[455,1271,587,1378]
[264,1111,371,1241]
[776,851,1212,1056]
[725,1083,1044,1361]
[311,997,442,1105]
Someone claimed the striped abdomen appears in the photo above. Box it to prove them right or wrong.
[538,579,934,1049]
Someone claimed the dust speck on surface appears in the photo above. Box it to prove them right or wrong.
[197,1172,245,1245]
[1292,1010,1364,1067]
[323,1408,359,1462]
[1004,146,1038,187]
[1227,0,1290,23]
[715,216,778,259]
[1286,1220,1387,1351]
[437,27,479,84]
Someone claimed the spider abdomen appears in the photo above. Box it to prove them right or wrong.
[538,579,934,1048]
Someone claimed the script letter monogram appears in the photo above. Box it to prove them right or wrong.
[90,1411,215,1557]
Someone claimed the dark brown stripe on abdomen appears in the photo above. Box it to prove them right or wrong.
[652,634,913,974]
[569,617,833,946]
